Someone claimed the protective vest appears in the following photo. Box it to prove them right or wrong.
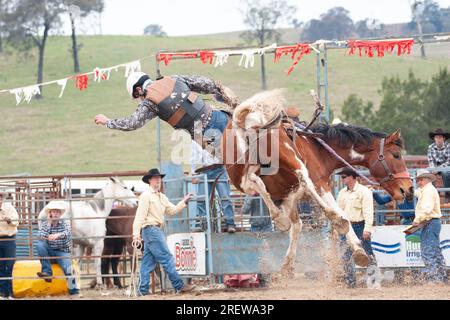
[145,77,211,130]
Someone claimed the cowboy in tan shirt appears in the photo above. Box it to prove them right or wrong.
[336,168,376,288]
[132,169,195,295]
[412,169,447,283]
[0,191,19,298]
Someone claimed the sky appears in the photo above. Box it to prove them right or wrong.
[72,0,450,36]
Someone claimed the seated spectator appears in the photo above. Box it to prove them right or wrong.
[36,201,79,296]
[241,192,273,232]
[427,128,450,202]
[373,190,415,225]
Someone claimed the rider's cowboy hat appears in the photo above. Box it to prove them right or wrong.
[336,167,358,178]
[44,201,67,215]
[142,168,166,184]
[428,128,450,140]
[415,169,436,182]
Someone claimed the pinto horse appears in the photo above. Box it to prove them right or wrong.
[218,90,413,276]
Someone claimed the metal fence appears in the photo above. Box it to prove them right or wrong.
[1,166,449,291]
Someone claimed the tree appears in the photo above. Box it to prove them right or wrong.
[354,19,384,38]
[63,0,104,73]
[0,0,14,53]
[143,24,167,37]
[302,7,355,42]
[7,0,64,97]
[341,69,450,155]
[239,0,297,90]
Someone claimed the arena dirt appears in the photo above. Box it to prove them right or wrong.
[28,273,450,300]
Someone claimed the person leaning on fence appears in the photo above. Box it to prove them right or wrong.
[133,169,195,296]
[241,191,273,232]
[0,190,19,299]
[336,167,377,288]
[413,169,448,284]
[427,128,450,202]
[372,190,415,225]
[36,201,80,296]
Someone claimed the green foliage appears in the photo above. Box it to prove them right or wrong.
[341,69,450,155]
[302,7,354,41]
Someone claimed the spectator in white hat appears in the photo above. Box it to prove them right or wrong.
[413,169,448,283]
[36,201,79,295]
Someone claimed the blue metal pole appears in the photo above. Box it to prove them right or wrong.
[323,45,330,122]
[203,174,215,283]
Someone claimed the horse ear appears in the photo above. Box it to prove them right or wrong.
[387,129,401,142]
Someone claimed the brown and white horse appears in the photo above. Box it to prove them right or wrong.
[218,90,413,276]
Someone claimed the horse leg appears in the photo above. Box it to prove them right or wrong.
[242,170,291,232]
[320,192,370,268]
[101,241,113,289]
[280,196,302,278]
[90,243,104,289]
[111,243,123,289]
[293,166,368,267]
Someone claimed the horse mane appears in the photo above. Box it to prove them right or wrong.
[233,89,286,129]
[310,123,404,149]
[89,190,105,212]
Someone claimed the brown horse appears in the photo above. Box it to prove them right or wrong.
[101,207,136,289]
[219,90,413,276]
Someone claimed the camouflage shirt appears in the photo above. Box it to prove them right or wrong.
[106,75,224,136]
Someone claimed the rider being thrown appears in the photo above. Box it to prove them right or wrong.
[94,73,239,140]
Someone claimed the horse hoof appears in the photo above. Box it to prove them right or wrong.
[274,216,291,232]
[353,249,369,267]
[332,217,349,235]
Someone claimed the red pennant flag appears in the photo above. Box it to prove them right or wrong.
[157,52,199,66]
[75,74,89,90]
[199,51,215,64]
[274,44,312,75]
[347,39,414,58]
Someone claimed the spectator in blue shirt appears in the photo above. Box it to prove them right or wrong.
[36,201,79,296]
[373,191,415,225]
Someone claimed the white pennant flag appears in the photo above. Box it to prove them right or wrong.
[22,85,41,103]
[57,79,68,98]
[9,88,24,105]
[93,67,111,82]
[214,52,231,67]
[124,60,141,77]
[238,43,277,68]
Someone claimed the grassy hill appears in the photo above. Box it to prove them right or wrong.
[0,35,449,176]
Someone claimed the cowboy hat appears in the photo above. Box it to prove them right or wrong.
[142,168,166,184]
[428,128,450,140]
[415,169,436,182]
[44,201,67,215]
[336,167,358,178]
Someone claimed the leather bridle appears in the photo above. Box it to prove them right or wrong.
[369,138,411,185]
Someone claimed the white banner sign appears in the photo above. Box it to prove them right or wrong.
[167,233,206,275]
[371,225,450,268]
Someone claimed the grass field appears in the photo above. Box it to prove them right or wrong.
[0,35,449,176]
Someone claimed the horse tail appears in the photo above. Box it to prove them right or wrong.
[233,89,286,129]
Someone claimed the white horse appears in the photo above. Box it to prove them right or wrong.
[38,177,137,288]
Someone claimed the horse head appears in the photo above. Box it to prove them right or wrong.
[365,130,414,201]
[106,177,138,207]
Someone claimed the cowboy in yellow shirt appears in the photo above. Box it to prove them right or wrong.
[336,168,376,288]
[132,169,195,296]
[413,169,447,283]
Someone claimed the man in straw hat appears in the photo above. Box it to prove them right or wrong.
[0,189,19,299]
[336,167,377,288]
[413,169,448,283]
[133,169,195,296]
[36,201,80,295]
[427,128,450,202]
